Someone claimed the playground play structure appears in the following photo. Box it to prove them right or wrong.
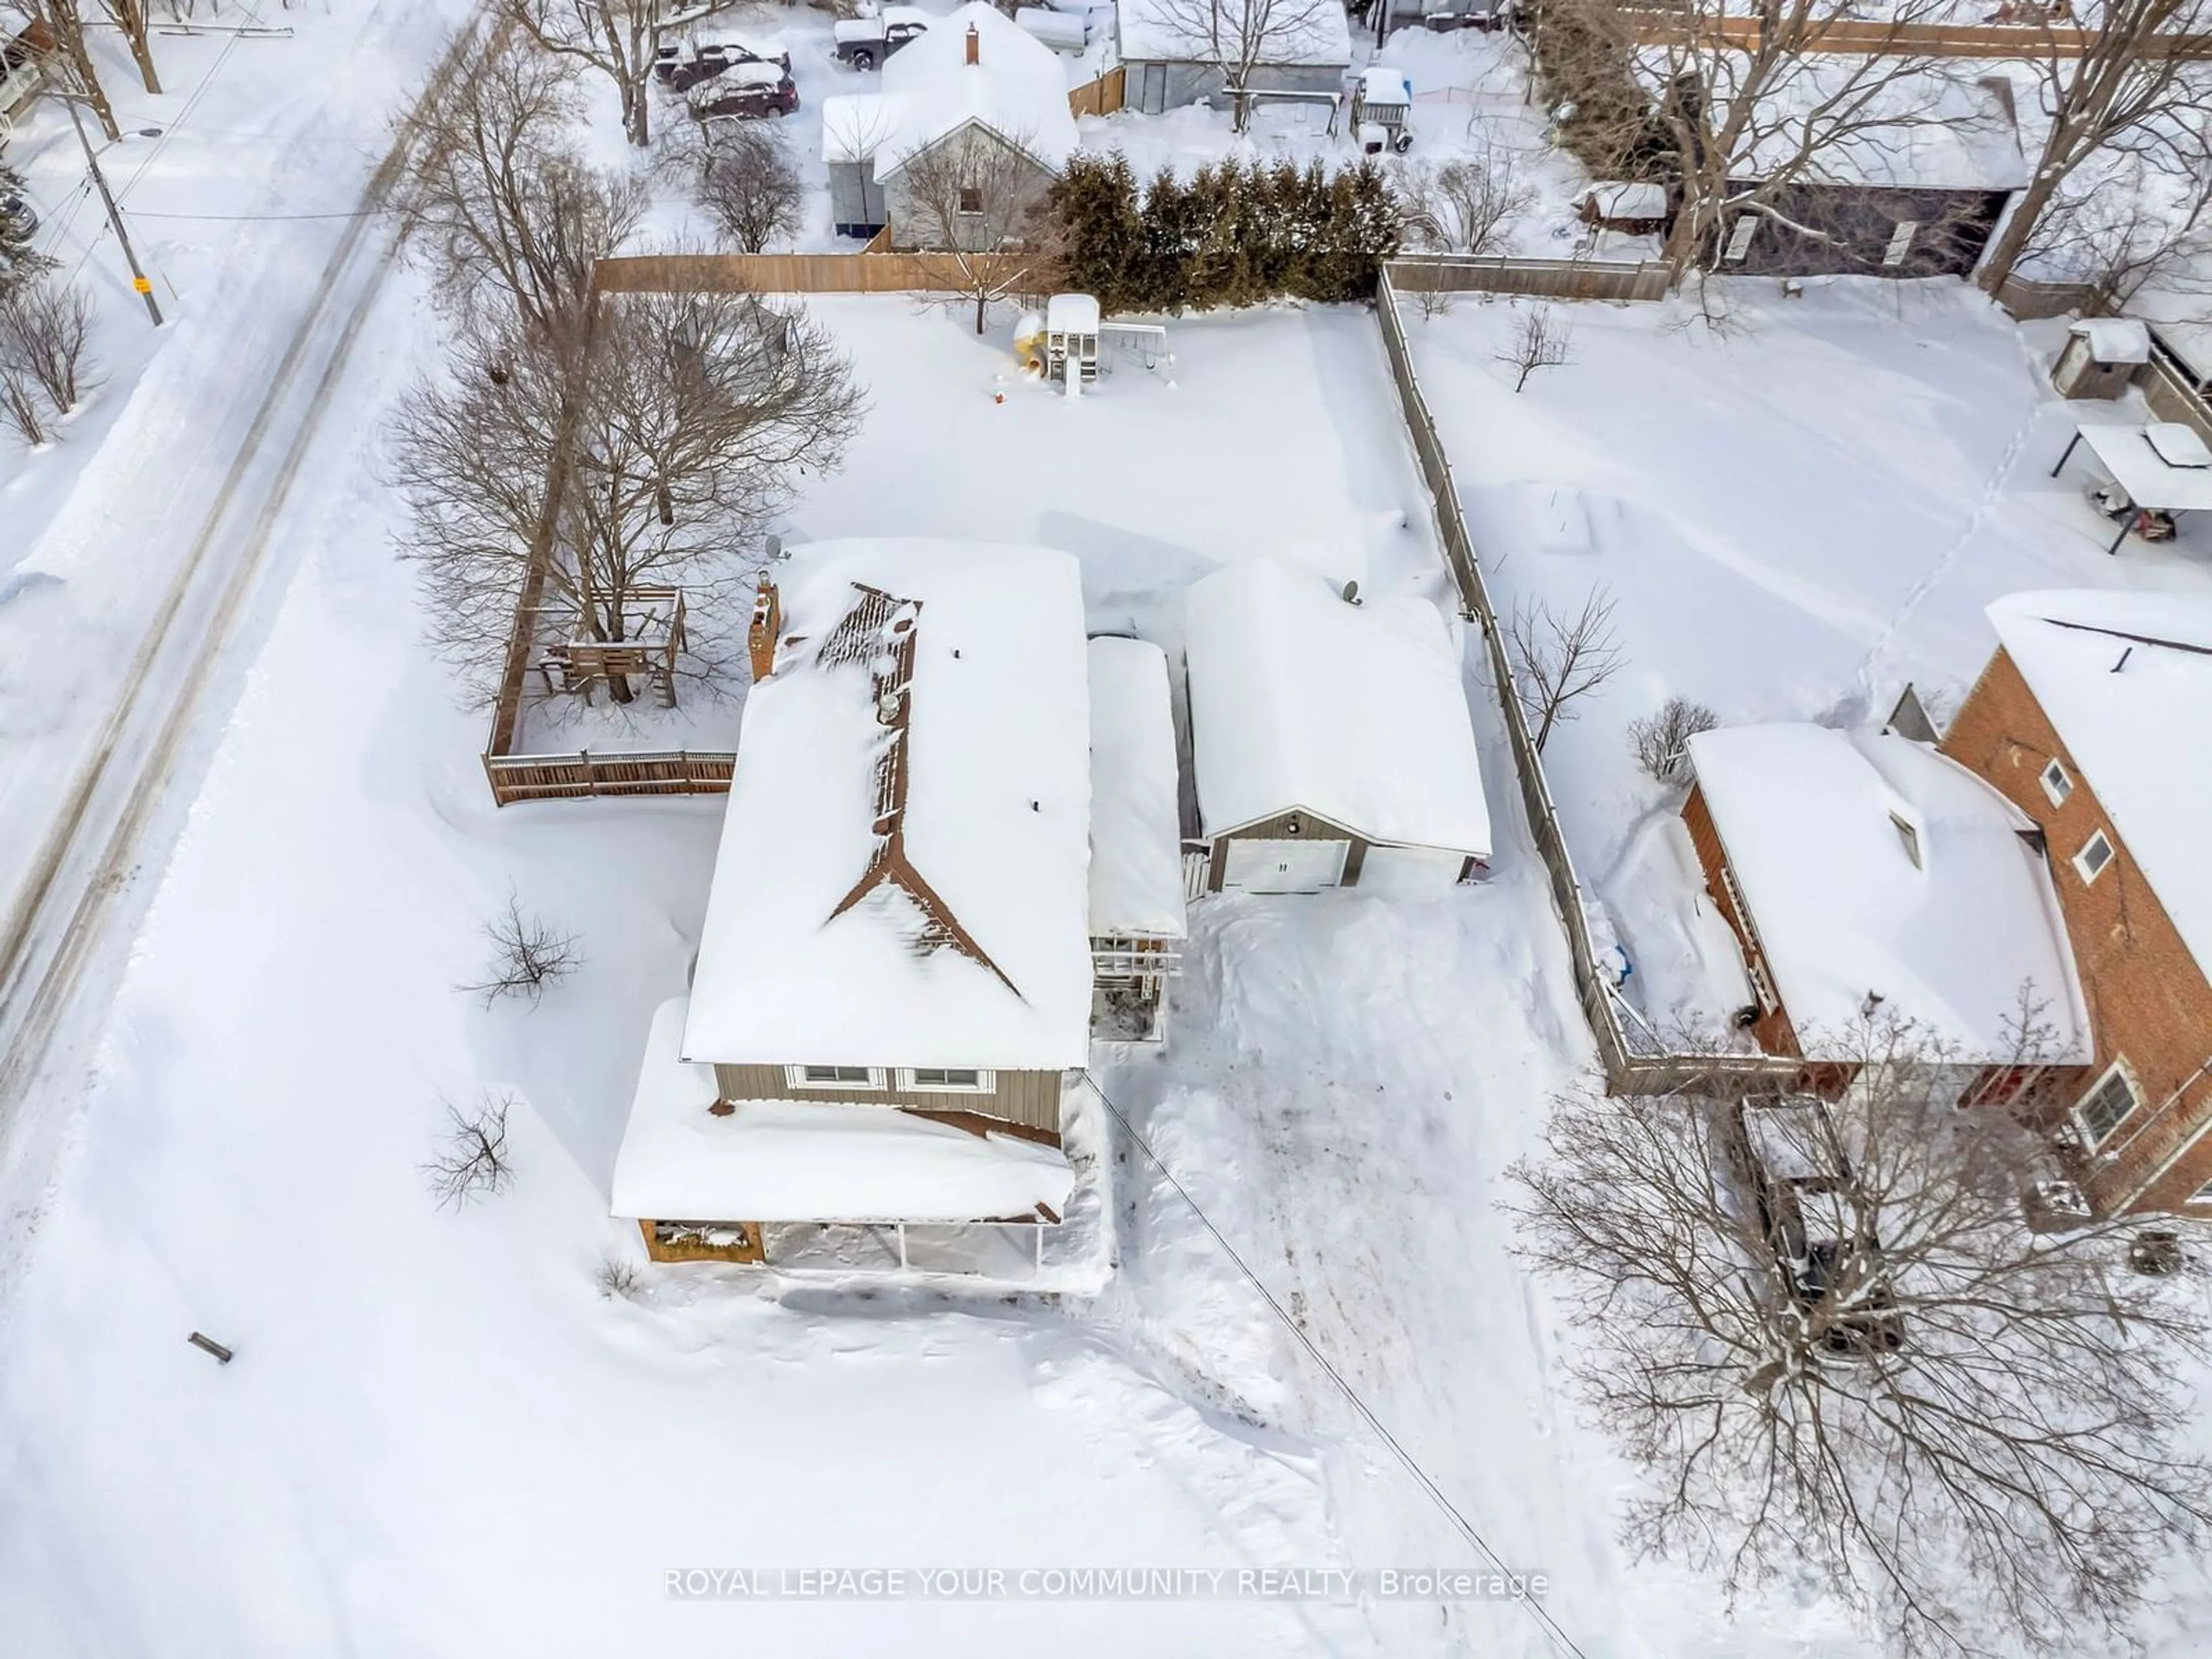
[1015,293,1172,395]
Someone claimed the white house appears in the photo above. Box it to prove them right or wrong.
[1116,0,1352,116]
[823,2,1079,241]
[612,538,1094,1264]
[1183,559,1491,895]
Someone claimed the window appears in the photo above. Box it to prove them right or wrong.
[897,1067,993,1093]
[1889,812,1922,870]
[957,186,983,215]
[2040,757,2073,807]
[2074,828,2115,884]
[2074,1062,2139,1148]
[789,1065,884,1090]
[1722,215,1757,264]
[1881,220,1918,268]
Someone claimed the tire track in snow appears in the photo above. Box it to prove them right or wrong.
[0,7,491,1280]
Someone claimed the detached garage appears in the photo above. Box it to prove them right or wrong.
[1183,560,1492,896]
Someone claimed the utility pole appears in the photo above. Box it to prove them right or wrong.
[62,94,161,327]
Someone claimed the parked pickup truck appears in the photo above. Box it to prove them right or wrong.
[832,6,930,70]
[653,35,793,94]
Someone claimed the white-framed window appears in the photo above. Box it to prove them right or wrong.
[896,1067,994,1093]
[2074,828,2115,884]
[787,1064,885,1091]
[1881,220,1918,268]
[1889,812,1922,870]
[2073,1060,2140,1149]
[2040,757,2073,807]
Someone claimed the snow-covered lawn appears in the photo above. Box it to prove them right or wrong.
[1399,279,2212,1038]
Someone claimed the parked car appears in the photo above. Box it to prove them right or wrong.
[833,5,930,70]
[653,35,793,93]
[1729,1094,1906,1357]
[0,190,36,244]
[686,62,800,121]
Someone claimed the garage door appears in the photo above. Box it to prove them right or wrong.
[1358,844,1469,898]
[1222,837,1349,893]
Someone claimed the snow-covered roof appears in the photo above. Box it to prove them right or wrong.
[2127,278,2212,382]
[683,539,1094,1071]
[1183,560,1491,855]
[1987,589,2212,976]
[2071,317,2150,366]
[1116,0,1351,69]
[2067,421,2212,512]
[826,2,1078,175]
[615,1000,1074,1223]
[1688,724,2089,1062]
[1588,180,1666,219]
[1087,637,1187,940]
[1706,65,2028,191]
[1358,66,1410,105]
[1047,291,1100,334]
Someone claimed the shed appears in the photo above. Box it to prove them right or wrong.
[2052,319,2150,401]
[1116,0,1351,115]
[1087,637,1187,1040]
[1578,180,1668,236]
[1183,560,1491,896]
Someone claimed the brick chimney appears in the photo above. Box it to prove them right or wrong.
[964,22,979,64]
[748,580,781,681]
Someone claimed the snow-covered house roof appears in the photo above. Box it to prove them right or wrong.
[823,2,1078,177]
[682,539,1094,1071]
[1116,0,1351,69]
[1087,637,1187,940]
[1683,63,2028,191]
[1687,724,2089,1062]
[1183,560,1491,855]
[615,1000,1074,1223]
[1987,589,2212,977]
[2126,278,2212,383]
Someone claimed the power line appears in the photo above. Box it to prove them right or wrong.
[127,206,392,221]
[1076,1071,1593,1659]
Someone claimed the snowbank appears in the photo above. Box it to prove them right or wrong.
[684,539,1094,1071]
[1183,559,1491,855]
[1988,589,2212,977]
[615,999,1073,1221]
[1086,636,1188,938]
[1688,724,2089,1059]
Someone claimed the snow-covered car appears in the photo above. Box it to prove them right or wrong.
[0,190,35,244]
[653,35,793,93]
[1730,1094,1906,1357]
[833,6,930,70]
[685,62,800,121]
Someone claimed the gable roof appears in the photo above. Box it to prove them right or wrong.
[1688,724,2089,1062]
[1987,589,2212,976]
[823,2,1078,177]
[1183,560,1491,855]
[1116,0,1351,69]
[683,539,1093,1070]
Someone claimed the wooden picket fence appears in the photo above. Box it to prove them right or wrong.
[484,749,737,807]
[1068,65,1126,119]
[1388,254,1672,303]
[591,250,1032,296]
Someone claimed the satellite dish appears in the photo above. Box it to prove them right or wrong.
[1340,579,1362,606]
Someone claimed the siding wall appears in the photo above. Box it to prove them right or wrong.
[1941,649,2212,1213]
[881,127,1057,252]
[1680,783,1806,1060]
[712,1063,1066,1137]
[1206,809,1367,891]
[828,157,887,237]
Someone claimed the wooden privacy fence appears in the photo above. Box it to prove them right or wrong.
[1623,14,2212,58]
[484,749,736,806]
[1068,65,1125,119]
[1388,254,1672,304]
[1373,268,1804,1097]
[592,250,1033,296]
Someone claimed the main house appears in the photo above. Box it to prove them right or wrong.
[1183,559,1492,895]
[1941,590,2212,1215]
[823,2,1078,242]
[612,539,1096,1263]
[1681,722,2089,1090]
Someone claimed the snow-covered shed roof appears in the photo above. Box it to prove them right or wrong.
[1047,291,1099,334]
[1358,66,1410,106]
[1087,637,1187,940]
[683,539,1094,1071]
[1688,724,2088,1062]
[824,2,1078,176]
[1987,589,2212,977]
[1183,560,1491,855]
[2127,277,2212,382]
[1116,0,1351,69]
[615,1000,1074,1223]
[2071,317,2151,366]
[1700,64,2028,191]
[1588,180,1667,219]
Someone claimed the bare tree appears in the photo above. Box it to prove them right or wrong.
[598,1256,645,1298]
[1497,303,1573,393]
[0,363,48,445]
[95,0,160,93]
[893,128,1064,334]
[423,1092,518,1209]
[1507,585,1620,751]
[1393,146,1535,256]
[1628,695,1717,783]
[390,287,862,702]
[396,29,646,332]
[1507,1013,2212,1659]
[24,0,120,139]
[1150,0,1340,134]
[499,0,671,147]
[675,120,803,253]
[2013,146,2212,313]
[1976,0,2212,295]
[460,893,582,1007]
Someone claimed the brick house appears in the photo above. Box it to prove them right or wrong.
[1941,590,2212,1215]
[1679,722,2089,1091]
